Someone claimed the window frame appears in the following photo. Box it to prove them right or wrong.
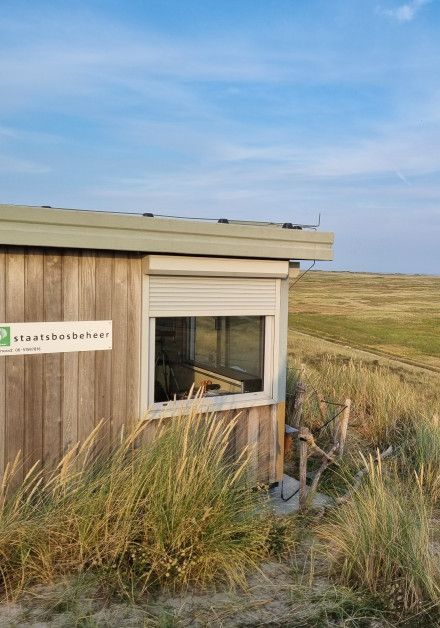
[140,266,285,419]
[147,314,276,417]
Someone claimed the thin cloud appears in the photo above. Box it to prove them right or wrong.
[394,169,411,185]
[379,0,429,22]
[0,154,50,174]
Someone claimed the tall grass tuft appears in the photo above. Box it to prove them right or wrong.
[316,456,440,618]
[0,407,275,600]
[287,355,430,446]
[401,413,440,506]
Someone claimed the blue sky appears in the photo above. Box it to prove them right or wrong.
[1,0,439,274]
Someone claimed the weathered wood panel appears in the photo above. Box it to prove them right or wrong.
[0,246,281,486]
[94,252,113,450]
[257,405,272,484]
[62,253,79,451]
[126,256,142,424]
[5,249,25,483]
[0,251,5,475]
[43,252,63,469]
[0,246,143,477]
[216,403,281,485]
[24,249,44,474]
[111,254,128,442]
[78,251,96,443]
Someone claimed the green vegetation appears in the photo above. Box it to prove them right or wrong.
[290,271,440,369]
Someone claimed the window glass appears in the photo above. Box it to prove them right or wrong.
[154,316,265,402]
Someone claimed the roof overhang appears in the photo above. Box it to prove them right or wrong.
[0,205,334,261]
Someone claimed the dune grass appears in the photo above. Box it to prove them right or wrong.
[287,330,440,448]
[316,457,440,619]
[0,407,277,601]
[400,413,440,506]
[287,353,427,446]
[287,330,440,621]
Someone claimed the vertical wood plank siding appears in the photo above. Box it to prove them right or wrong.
[24,249,44,474]
[0,246,282,484]
[0,251,6,475]
[0,246,143,475]
[215,404,279,485]
[5,249,25,483]
[43,252,63,469]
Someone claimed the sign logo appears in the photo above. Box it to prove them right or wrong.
[0,326,11,346]
[0,321,112,356]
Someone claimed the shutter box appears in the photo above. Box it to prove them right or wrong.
[148,275,278,316]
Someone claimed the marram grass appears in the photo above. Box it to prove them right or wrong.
[400,413,440,506]
[316,455,440,619]
[287,353,439,447]
[0,406,277,600]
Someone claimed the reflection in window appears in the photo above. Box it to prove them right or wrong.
[154,316,265,402]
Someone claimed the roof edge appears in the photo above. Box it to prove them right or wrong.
[0,204,334,261]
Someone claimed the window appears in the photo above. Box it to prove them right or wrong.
[142,266,282,412]
[153,316,266,403]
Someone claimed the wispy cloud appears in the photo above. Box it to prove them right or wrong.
[0,154,50,174]
[379,0,429,22]
[0,2,439,272]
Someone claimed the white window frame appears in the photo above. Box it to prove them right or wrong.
[148,313,275,415]
[140,264,284,419]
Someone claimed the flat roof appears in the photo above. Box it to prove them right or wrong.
[0,204,334,261]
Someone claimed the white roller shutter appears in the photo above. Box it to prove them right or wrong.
[148,276,278,316]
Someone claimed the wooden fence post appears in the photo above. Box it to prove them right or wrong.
[337,398,351,457]
[298,426,308,510]
[292,379,307,429]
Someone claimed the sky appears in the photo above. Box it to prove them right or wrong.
[0,0,439,274]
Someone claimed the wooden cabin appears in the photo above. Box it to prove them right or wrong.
[0,204,334,484]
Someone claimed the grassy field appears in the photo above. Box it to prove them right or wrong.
[289,271,440,370]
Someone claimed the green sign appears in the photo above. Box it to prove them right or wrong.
[0,326,11,346]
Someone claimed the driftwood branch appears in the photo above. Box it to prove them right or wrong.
[294,389,354,511]
[335,445,394,504]
[299,427,337,462]
[305,442,340,509]
[298,426,341,511]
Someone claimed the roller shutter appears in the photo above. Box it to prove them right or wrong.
[148,276,278,317]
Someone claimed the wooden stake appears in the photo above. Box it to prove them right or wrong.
[298,426,308,510]
[292,380,306,429]
[337,398,351,457]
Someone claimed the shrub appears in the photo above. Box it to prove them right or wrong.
[0,407,275,599]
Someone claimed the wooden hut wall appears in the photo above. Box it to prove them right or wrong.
[0,246,142,482]
[0,245,282,485]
